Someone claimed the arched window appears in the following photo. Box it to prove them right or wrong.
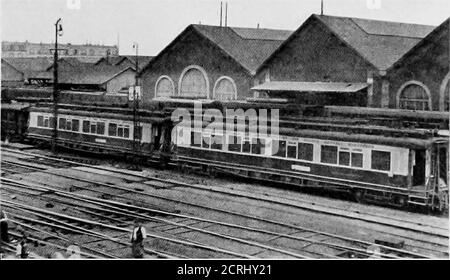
[396,81,431,111]
[178,65,209,98]
[213,76,237,101]
[440,72,450,111]
[155,76,175,98]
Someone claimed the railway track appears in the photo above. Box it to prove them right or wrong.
[2,178,382,259]
[1,146,448,258]
[3,146,447,232]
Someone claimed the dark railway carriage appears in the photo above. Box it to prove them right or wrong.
[173,121,449,211]
[1,102,30,142]
[26,105,173,162]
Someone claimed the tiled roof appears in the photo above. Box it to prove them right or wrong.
[387,18,449,71]
[316,15,436,70]
[96,55,154,70]
[140,24,292,76]
[192,25,293,74]
[58,64,134,85]
[259,14,436,72]
[2,57,54,77]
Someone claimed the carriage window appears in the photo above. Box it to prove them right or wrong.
[108,123,117,136]
[123,126,130,138]
[211,135,223,150]
[242,138,251,153]
[71,119,79,131]
[287,142,297,159]
[90,123,97,134]
[339,151,350,166]
[371,150,391,171]
[298,143,314,161]
[202,135,211,149]
[321,145,338,164]
[252,138,265,155]
[97,122,105,135]
[83,121,90,133]
[228,135,242,152]
[37,116,44,127]
[191,131,201,147]
[66,120,72,131]
[118,126,124,137]
[272,140,287,158]
[351,153,363,168]
[59,118,66,130]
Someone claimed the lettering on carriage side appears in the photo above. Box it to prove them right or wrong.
[292,165,311,172]
[95,138,106,143]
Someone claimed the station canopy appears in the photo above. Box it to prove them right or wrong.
[252,81,368,93]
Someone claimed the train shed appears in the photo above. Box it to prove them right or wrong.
[254,14,435,108]
[139,24,292,102]
[386,18,449,112]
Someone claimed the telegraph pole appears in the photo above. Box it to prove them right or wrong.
[52,18,62,154]
[132,42,141,154]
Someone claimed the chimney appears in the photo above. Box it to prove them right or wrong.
[220,1,223,27]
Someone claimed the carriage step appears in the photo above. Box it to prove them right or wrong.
[407,200,428,206]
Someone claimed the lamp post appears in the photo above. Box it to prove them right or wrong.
[52,18,63,153]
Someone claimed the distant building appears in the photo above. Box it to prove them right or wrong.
[254,14,436,107]
[1,57,54,86]
[58,64,136,93]
[1,41,118,61]
[386,18,449,111]
[139,24,292,102]
[96,55,154,71]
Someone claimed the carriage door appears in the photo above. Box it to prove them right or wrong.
[413,150,426,186]
[437,143,448,186]
[152,124,162,150]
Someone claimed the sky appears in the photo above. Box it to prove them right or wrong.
[1,0,449,56]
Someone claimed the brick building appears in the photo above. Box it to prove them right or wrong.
[386,18,449,111]
[254,14,436,107]
[57,64,136,93]
[2,41,118,61]
[139,24,292,102]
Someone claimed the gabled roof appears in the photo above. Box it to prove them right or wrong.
[58,64,135,85]
[96,55,154,70]
[258,14,436,72]
[387,18,449,71]
[140,24,293,76]
[2,57,54,77]
[46,57,97,71]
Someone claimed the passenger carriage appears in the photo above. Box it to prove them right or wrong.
[173,115,449,211]
[26,104,173,163]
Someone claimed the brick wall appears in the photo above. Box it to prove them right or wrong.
[140,29,253,103]
[387,27,449,111]
[255,18,380,107]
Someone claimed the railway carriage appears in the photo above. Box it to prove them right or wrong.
[19,100,449,211]
[1,102,30,142]
[26,105,173,162]
[173,119,449,211]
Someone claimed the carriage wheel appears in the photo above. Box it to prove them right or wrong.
[394,195,407,208]
[352,189,366,203]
